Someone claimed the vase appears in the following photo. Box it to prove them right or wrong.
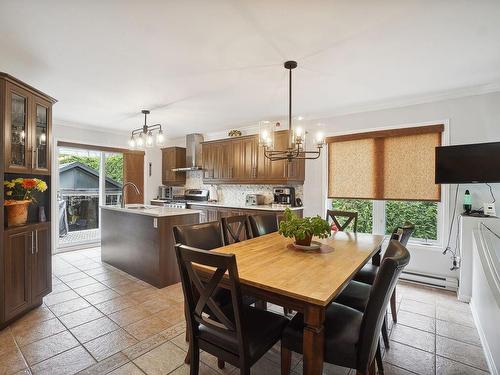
[295,234,312,247]
[5,200,31,227]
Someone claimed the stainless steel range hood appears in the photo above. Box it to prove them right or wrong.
[172,133,204,171]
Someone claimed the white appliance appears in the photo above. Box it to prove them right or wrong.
[459,214,500,302]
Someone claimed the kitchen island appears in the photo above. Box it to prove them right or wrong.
[100,204,200,288]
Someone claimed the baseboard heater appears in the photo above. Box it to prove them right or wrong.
[400,270,458,291]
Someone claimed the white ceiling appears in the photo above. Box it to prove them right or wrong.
[1,0,500,137]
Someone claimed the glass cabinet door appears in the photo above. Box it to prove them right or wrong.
[9,91,29,169]
[33,102,50,172]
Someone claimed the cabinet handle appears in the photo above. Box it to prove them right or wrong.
[31,232,34,254]
[35,230,38,253]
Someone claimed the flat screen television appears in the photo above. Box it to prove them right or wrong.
[435,142,500,183]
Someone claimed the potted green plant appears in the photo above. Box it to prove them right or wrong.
[278,208,331,247]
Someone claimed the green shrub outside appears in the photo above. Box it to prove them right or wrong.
[331,199,437,240]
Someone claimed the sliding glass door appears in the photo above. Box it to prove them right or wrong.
[56,146,123,251]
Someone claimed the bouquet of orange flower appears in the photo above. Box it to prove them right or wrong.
[4,177,48,204]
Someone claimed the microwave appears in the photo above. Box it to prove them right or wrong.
[158,186,184,200]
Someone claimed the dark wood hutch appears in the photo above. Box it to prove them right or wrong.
[1,73,56,328]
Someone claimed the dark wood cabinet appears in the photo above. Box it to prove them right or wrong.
[31,225,51,301]
[161,147,186,186]
[3,76,54,175]
[4,228,31,321]
[201,131,305,184]
[1,73,54,329]
[3,223,51,323]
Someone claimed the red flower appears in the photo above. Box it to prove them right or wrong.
[22,179,37,189]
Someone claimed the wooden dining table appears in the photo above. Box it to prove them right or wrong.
[193,232,384,375]
[195,231,385,375]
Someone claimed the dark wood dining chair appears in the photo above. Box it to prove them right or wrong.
[354,222,415,324]
[281,240,410,375]
[175,244,289,375]
[173,220,259,368]
[249,214,278,237]
[173,221,226,367]
[221,215,252,245]
[326,209,358,232]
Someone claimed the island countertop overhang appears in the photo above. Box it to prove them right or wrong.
[100,204,201,217]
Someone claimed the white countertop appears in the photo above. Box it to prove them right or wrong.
[185,202,304,212]
[101,204,201,217]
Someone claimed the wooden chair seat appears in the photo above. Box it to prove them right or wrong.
[199,304,288,364]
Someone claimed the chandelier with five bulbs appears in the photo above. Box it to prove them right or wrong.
[258,61,325,161]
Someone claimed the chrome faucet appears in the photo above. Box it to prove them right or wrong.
[121,182,141,208]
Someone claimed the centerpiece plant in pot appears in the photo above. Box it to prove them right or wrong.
[278,208,331,247]
[4,177,48,227]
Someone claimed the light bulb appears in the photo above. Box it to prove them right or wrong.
[39,132,47,146]
[136,133,144,147]
[156,129,165,146]
[295,127,303,137]
[146,131,154,148]
[128,136,136,148]
[315,131,325,145]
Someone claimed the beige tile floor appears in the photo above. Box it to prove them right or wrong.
[0,247,490,375]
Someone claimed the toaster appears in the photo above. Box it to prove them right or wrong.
[246,194,266,206]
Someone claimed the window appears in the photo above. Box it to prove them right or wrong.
[385,200,438,241]
[331,198,440,243]
[327,124,445,244]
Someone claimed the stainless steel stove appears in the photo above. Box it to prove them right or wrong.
[152,189,209,209]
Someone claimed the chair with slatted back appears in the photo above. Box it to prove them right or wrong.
[175,244,289,375]
[221,215,252,245]
[326,210,358,232]
[173,220,254,368]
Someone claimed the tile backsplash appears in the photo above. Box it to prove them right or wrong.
[185,170,303,205]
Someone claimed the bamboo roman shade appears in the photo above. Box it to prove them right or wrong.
[327,125,444,201]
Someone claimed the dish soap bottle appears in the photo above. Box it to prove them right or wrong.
[463,189,472,214]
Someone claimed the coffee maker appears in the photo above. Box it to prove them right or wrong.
[273,187,296,207]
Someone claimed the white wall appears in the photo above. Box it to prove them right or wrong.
[301,91,500,278]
